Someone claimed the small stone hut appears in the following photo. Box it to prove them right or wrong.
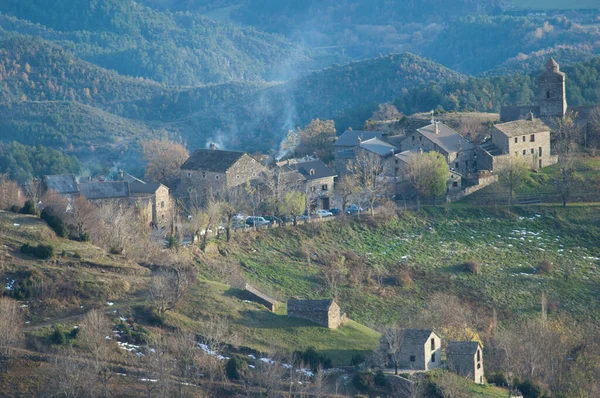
[287,299,342,329]
[446,341,484,384]
[244,283,279,312]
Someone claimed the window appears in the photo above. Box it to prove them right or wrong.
[322,184,328,191]
[161,215,165,220]
[160,201,165,208]
[522,136,526,142]
[419,136,422,141]
[514,137,518,144]
[530,134,535,142]
[477,350,481,362]
[431,353,436,363]
[202,172,206,179]
[523,150,526,156]
[453,181,458,187]
[410,355,416,363]
[431,338,435,350]
[187,172,191,178]
[187,188,192,193]
[309,169,315,176]
[539,147,543,157]
[455,162,459,169]
[456,153,459,160]
[215,175,220,180]
[547,90,551,99]
[412,136,415,141]
[236,175,240,179]
[531,148,534,154]
[477,363,481,369]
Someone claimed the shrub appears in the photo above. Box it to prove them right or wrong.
[133,305,165,326]
[374,369,387,387]
[109,247,123,255]
[396,268,414,287]
[486,371,507,386]
[293,347,333,373]
[20,200,39,216]
[515,379,543,398]
[41,209,68,237]
[50,326,67,345]
[21,243,55,259]
[352,372,374,392]
[165,233,180,250]
[226,357,248,380]
[465,260,479,275]
[536,259,553,274]
[8,204,20,213]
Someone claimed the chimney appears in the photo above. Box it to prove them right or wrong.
[118,169,124,181]
[434,122,440,134]
[528,111,535,121]
[209,142,218,150]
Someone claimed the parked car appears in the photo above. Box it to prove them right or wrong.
[233,213,245,222]
[316,209,334,218]
[263,216,281,224]
[329,208,342,216]
[245,216,270,227]
[345,204,363,215]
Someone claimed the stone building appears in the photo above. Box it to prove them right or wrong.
[446,341,485,384]
[501,58,567,122]
[380,329,442,371]
[334,130,386,175]
[401,122,475,176]
[477,114,557,171]
[352,138,401,197]
[42,174,79,198]
[278,157,337,210]
[244,283,279,312]
[287,299,342,329]
[179,148,269,202]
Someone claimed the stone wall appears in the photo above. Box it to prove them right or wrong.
[287,301,341,329]
[226,155,270,189]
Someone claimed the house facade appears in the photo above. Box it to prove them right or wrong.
[447,341,485,384]
[333,130,386,176]
[179,149,269,202]
[401,122,475,176]
[278,157,337,210]
[380,329,442,371]
[287,299,342,329]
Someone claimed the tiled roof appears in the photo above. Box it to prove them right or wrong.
[129,181,163,194]
[43,175,79,195]
[447,341,480,356]
[359,138,399,157]
[286,159,336,181]
[287,299,335,312]
[416,122,473,154]
[493,118,550,138]
[79,182,130,200]
[181,149,247,172]
[334,130,384,147]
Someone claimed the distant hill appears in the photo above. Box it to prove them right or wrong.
[0,0,314,85]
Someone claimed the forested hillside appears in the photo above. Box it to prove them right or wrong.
[0,0,313,85]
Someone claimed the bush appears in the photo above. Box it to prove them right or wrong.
[165,233,180,250]
[396,268,414,287]
[465,260,479,275]
[8,204,21,213]
[486,371,507,386]
[50,326,67,345]
[20,200,39,216]
[133,305,165,326]
[293,347,333,373]
[21,243,55,259]
[536,259,553,274]
[352,372,374,392]
[374,369,387,387]
[515,379,544,398]
[226,356,248,380]
[41,209,68,237]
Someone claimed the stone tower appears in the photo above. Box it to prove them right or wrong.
[538,58,567,118]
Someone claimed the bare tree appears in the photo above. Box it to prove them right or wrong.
[435,371,469,398]
[78,309,113,398]
[69,195,95,238]
[48,350,94,398]
[172,331,202,398]
[379,325,405,375]
[336,175,359,215]
[142,139,189,188]
[347,149,387,216]
[0,175,24,210]
[295,119,336,160]
[554,142,580,207]
[0,297,23,373]
[149,264,197,314]
[23,179,44,208]
[202,199,222,248]
[371,103,403,122]
[140,333,174,398]
[322,256,346,301]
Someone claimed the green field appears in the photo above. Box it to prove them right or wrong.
[514,0,600,9]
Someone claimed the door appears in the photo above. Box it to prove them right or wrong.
[321,197,330,210]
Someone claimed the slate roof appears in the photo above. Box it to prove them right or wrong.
[79,182,130,200]
[334,130,384,147]
[416,123,473,154]
[43,175,79,195]
[181,149,247,172]
[493,118,550,138]
[447,341,481,356]
[122,173,146,184]
[129,181,163,195]
[287,299,335,312]
[359,138,399,157]
[394,150,420,164]
[401,329,436,345]
[286,159,336,181]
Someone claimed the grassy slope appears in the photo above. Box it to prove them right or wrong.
[218,205,600,327]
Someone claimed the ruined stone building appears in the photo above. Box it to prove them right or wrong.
[178,148,270,203]
[446,341,485,384]
[277,157,337,210]
[380,329,442,371]
[43,173,172,228]
[477,114,557,171]
[401,122,475,176]
[287,299,342,329]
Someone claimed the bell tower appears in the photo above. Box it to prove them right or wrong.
[538,58,567,118]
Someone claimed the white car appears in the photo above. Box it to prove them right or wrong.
[316,209,333,218]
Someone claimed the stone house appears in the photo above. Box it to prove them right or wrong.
[179,148,269,202]
[42,174,79,198]
[287,299,342,329]
[352,138,401,197]
[278,157,337,210]
[446,341,484,384]
[333,130,386,175]
[380,329,442,371]
[477,114,557,171]
[129,182,172,227]
[401,122,475,176]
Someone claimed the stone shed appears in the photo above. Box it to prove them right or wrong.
[244,283,279,312]
[446,341,484,384]
[380,329,442,371]
[287,299,342,329]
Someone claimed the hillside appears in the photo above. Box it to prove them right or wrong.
[0,0,314,85]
